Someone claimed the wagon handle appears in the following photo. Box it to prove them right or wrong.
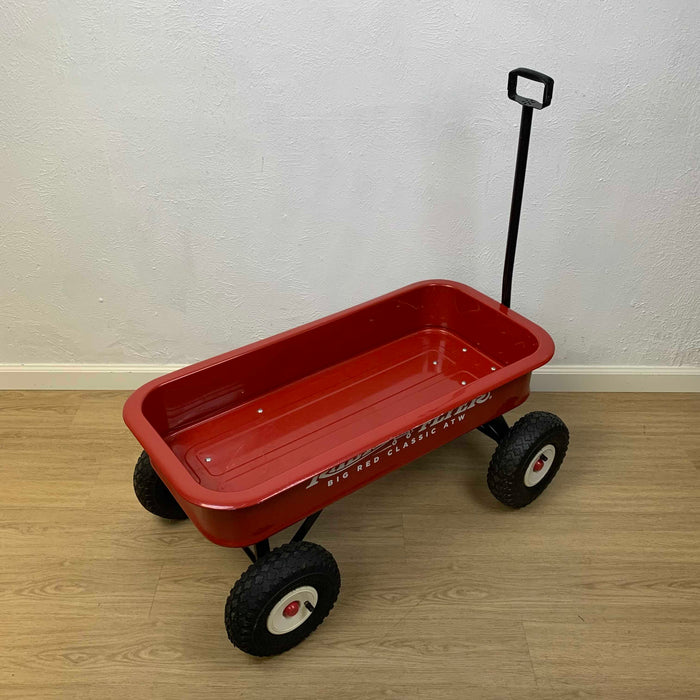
[501,68,554,308]
[507,67,554,110]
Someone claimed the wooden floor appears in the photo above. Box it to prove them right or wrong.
[1,391,699,699]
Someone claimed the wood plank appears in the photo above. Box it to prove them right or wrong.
[524,621,700,697]
[1,390,699,699]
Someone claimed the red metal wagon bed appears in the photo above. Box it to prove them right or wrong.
[124,68,570,657]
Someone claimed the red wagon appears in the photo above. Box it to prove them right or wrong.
[124,68,569,656]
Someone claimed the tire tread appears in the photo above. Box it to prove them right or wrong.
[133,451,187,520]
[225,541,340,656]
[487,411,569,508]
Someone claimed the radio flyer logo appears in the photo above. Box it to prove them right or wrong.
[306,392,492,489]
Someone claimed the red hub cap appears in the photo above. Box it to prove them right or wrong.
[533,458,545,472]
[282,601,300,617]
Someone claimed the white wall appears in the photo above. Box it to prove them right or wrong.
[2,1,699,367]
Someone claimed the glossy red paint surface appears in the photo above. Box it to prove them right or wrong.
[283,602,300,618]
[123,280,554,547]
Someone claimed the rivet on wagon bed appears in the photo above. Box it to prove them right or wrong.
[257,409,264,413]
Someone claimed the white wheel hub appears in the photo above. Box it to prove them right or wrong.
[523,444,556,487]
[266,586,318,635]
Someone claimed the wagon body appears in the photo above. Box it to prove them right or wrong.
[123,279,553,547]
[124,67,564,658]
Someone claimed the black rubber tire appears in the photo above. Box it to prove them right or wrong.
[132,451,188,520]
[225,541,340,656]
[487,411,569,508]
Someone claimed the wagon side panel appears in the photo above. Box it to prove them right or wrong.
[187,374,531,547]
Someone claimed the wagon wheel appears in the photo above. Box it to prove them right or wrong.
[225,541,340,656]
[487,411,569,508]
[132,451,188,520]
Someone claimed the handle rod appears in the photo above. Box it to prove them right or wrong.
[501,104,533,308]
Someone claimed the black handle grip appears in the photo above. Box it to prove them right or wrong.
[508,67,554,110]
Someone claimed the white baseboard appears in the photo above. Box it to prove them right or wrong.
[530,365,700,392]
[0,363,698,392]
[0,364,183,390]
